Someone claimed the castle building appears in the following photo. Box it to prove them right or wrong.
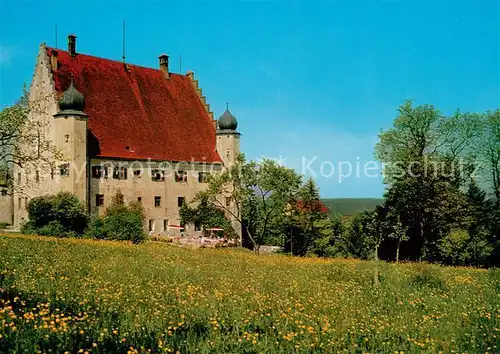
[9,35,241,238]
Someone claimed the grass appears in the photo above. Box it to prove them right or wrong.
[0,234,498,353]
[321,198,384,217]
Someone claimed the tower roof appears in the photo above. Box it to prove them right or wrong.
[217,105,238,131]
[55,78,87,117]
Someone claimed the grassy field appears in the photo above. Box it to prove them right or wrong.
[0,234,498,353]
[321,198,384,217]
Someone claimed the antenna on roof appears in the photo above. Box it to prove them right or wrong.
[122,19,126,63]
[55,24,58,49]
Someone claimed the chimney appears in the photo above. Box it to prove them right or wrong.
[68,34,77,56]
[159,54,169,77]
[50,49,58,71]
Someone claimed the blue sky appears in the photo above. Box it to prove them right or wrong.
[1,0,499,197]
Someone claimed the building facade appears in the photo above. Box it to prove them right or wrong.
[9,35,241,239]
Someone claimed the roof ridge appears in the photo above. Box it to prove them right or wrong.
[46,46,185,76]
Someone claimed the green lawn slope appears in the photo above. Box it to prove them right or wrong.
[0,233,498,353]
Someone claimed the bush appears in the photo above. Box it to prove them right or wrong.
[0,222,8,229]
[24,192,88,236]
[85,190,146,244]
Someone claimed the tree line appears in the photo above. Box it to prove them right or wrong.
[184,101,499,267]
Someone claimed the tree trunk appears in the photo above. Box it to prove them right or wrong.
[395,242,400,263]
[373,245,379,286]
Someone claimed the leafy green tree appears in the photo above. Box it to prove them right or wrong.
[376,101,470,261]
[180,195,236,239]
[0,87,61,192]
[283,178,333,257]
[85,190,146,244]
[194,154,302,252]
[478,110,500,206]
[23,191,88,236]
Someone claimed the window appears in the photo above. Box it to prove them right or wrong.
[35,170,40,183]
[177,197,185,208]
[59,163,70,177]
[194,221,201,232]
[163,219,168,232]
[92,165,108,178]
[1,189,7,197]
[175,170,187,183]
[17,173,21,184]
[148,219,155,232]
[152,169,165,182]
[24,197,28,209]
[18,197,21,210]
[133,169,142,177]
[154,196,161,207]
[225,197,231,207]
[96,194,104,207]
[64,134,70,143]
[50,168,54,180]
[113,166,128,180]
[198,172,210,183]
[137,197,142,203]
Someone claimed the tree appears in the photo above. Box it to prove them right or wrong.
[478,110,500,206]
[283,178,333,257]
[180,195,236,239]
[376,101,470,261]
[194,154,302,252]
[0,87,61,192]
[387,215,408,263]
[22,191,88,236]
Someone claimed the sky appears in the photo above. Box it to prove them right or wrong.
[1,0,499,198]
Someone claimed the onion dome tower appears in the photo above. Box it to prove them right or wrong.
[52,77,88,207]
[216,104,240,167]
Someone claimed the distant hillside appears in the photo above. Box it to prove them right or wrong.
[321,198,384,217]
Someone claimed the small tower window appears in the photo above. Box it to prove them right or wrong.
[225,197,231,207]
[59,163,70,177]
[35,171,40,183]
[163,219,168,232]
[65,134,70,143]
[177,196,185,208]
[154,196,161,207]
[96,194,104,207]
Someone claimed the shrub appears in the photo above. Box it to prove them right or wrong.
[24,192,88,236]
[85,190,147,244]
[0,222,8,229]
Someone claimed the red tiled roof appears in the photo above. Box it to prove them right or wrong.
[46,47,222,163]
